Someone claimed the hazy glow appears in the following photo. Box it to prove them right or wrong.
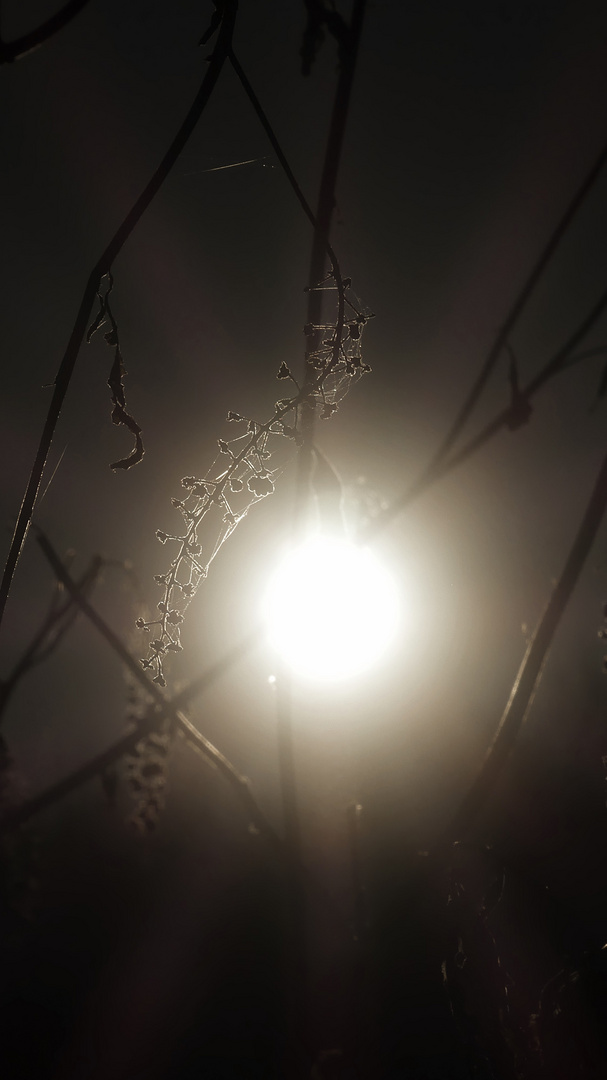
[262,535,400,681]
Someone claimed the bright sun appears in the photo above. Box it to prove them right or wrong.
[262,535,400,682]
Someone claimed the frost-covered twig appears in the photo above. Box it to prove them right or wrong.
[139,277,373,683]
[144,3,371,681]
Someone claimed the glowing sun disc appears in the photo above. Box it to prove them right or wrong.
[262,535,400,681]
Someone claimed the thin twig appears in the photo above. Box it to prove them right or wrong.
[2,532,347,929]
[362,280,607,543]
[275,663,301,858]
[234,21,366,1064]
[298,0,367,497]
[233,45,607,573]
[0,0,238,635]
[0,722,152,834]
[445,441,607,842]
[278,0,365,854]
[0,0,92,63]
[0,555,102,723]
[228,47,349,343]
[232,10,366,859]
[429,137,607,467]
[296,10,366,1064]
[228,50,317,232]
[21,528,281,839]
[228,46,349,402]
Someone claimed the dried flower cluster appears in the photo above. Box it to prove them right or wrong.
[87,273,144,470]
[125,731,172,833]
[136,272,373,683]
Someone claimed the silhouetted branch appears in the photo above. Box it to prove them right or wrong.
[442,279,607,473]
[233,25,366,1062]
[0,555,102,724]
[233,9,365,442]
[0,0,92,63]
[228,44,353,506]
[232,7,366,855]
[363,280,607,543]
[233,41,607,577]
[229,50,317,231]
[0,0,238,634]
[8,528,281,840]
[446,441,607,843]
[229,50,353,313]
[302,0,366,361]
[300,0,349,77]
[0,720,152,834]
[430,136,607,467]
[2,533,348,934]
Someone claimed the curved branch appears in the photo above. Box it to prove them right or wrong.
[429,137,607,468]
[0,0,238,635]
[363,280,607,542]
[446,441,607,842]
[0,0,92,63]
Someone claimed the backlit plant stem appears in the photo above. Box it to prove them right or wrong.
[0,0,238,635]
[430,137,607,468]
[362,279,607,543]
[447,441,607,842]
[0,0,92,63]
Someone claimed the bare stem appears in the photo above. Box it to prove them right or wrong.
[2,532,346,933]
[229,50,317,232]
[362,280,607,543]
[0,0,238,635]
[429,137,607,467]
[6,528,275,836]
[0,0,92,63]
[275,664,301,857]
[446,441,607,842]
[0,555,102,724]
[297,0,367,527]
[275,0,367,866]
[228,48,347,324]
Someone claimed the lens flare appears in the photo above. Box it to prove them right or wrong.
[262,535,400,681]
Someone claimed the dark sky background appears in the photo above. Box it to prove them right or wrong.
[1,1,607,1077]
